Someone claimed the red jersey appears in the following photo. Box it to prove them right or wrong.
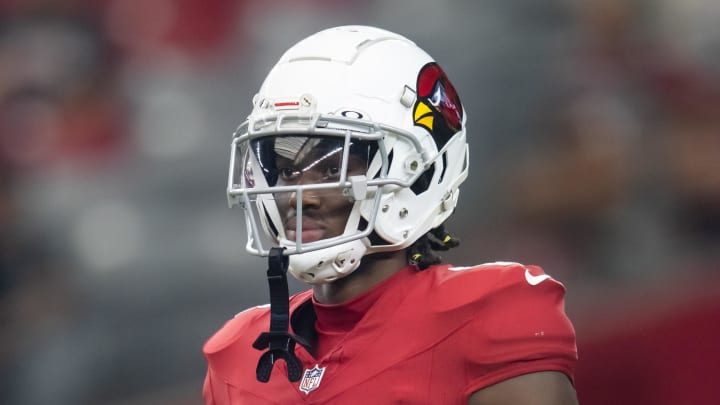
[203,262,577,404]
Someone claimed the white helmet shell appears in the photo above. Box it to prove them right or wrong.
[227,26,468,284]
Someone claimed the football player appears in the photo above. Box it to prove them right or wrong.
[203,25,578,404]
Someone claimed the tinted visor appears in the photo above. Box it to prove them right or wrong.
[245,135,377,188]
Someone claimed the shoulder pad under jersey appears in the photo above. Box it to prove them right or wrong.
[427,261,565,314]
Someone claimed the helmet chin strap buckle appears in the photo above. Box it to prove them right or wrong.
[252,247,310,382]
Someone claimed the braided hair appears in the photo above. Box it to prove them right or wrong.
[406,224,460,270]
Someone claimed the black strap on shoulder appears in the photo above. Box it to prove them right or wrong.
[252,247,310,383]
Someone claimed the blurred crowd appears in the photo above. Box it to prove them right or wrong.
[1,0,718,404]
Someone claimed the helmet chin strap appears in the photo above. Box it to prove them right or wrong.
[252,247,311,382]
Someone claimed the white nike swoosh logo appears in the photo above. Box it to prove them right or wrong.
[525,269,551,286]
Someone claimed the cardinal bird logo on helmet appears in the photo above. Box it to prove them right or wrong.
[413,62,463,150]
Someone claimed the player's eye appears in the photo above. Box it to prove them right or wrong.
[278,167,301,181]
[324,166,341,178]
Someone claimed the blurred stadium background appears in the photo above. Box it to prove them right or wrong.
[1,0,718,404]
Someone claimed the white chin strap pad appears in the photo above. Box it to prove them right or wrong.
[288,238,369,284]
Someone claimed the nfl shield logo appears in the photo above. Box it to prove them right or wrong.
[299,364,326,394]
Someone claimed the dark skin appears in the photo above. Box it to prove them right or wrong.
[275,140,578,404]
[467,371,578,405]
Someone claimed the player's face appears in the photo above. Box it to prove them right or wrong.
[269,137,371,243]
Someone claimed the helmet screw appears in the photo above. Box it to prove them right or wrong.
[399,208,408,218]
[409,161,419,171]
[300,94,313,106]
[382,204,389,213]
[403,230,409,238]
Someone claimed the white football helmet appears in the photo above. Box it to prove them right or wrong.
[227,25,468,284]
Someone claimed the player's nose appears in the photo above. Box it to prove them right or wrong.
[288,187,321,211]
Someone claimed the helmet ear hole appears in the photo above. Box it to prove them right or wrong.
[410,164,436,195]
